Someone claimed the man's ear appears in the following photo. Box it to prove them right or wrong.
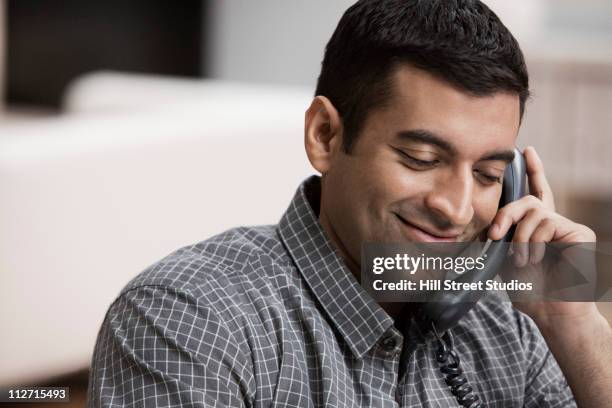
[304,96,344,174]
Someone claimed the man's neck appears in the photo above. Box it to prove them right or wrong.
[309,177,412,322]
[318,211,414,322]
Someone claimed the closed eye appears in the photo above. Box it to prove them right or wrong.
[474,169,503,185]
[392,147,439,169]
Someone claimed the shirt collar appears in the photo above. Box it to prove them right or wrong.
[277,175,394,359]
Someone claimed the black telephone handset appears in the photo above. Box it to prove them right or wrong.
[416,149,526,408]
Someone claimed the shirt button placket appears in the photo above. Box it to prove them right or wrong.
[381,330,402,357]
[378,332,402,405]
[382,336,398,353]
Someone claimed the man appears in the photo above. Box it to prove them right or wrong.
[87,1,612,407]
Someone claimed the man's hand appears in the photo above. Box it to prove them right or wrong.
[487,146,612,408]
[488,146,596,323]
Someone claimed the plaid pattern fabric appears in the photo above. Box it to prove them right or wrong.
[87,176,576,407]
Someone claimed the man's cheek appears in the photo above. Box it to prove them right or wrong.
[374,167,417,198]
[475,205,499,234]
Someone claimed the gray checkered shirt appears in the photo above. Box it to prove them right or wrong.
[87,175,575,407]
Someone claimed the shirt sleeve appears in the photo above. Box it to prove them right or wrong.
[86,285,254,407]
[518,311,577,408]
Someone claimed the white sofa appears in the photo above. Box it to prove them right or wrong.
[0,73,315,387]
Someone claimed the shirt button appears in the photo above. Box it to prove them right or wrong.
[382,336,397,351]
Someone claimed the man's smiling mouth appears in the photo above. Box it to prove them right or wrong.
[394,213,461,242]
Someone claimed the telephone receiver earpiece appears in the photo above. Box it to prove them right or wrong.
[417,148,526,333]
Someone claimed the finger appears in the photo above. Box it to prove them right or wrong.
[512,208,546,267]
[513,208,546,243]
[488,195,544,241]
[529,218,555,264]
[524,146,555,211]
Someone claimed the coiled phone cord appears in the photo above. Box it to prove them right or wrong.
[432,323,484,408]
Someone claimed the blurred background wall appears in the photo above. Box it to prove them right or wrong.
[0,0,611,404]
[0,0,5,114]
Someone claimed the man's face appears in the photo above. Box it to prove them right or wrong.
[319,64,520,266]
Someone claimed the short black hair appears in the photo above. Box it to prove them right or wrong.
[315,0,530,152]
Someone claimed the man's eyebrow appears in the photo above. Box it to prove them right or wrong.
[480,150,515,163]
[395,129,457,154]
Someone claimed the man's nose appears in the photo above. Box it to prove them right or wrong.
[424,168,475,228]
